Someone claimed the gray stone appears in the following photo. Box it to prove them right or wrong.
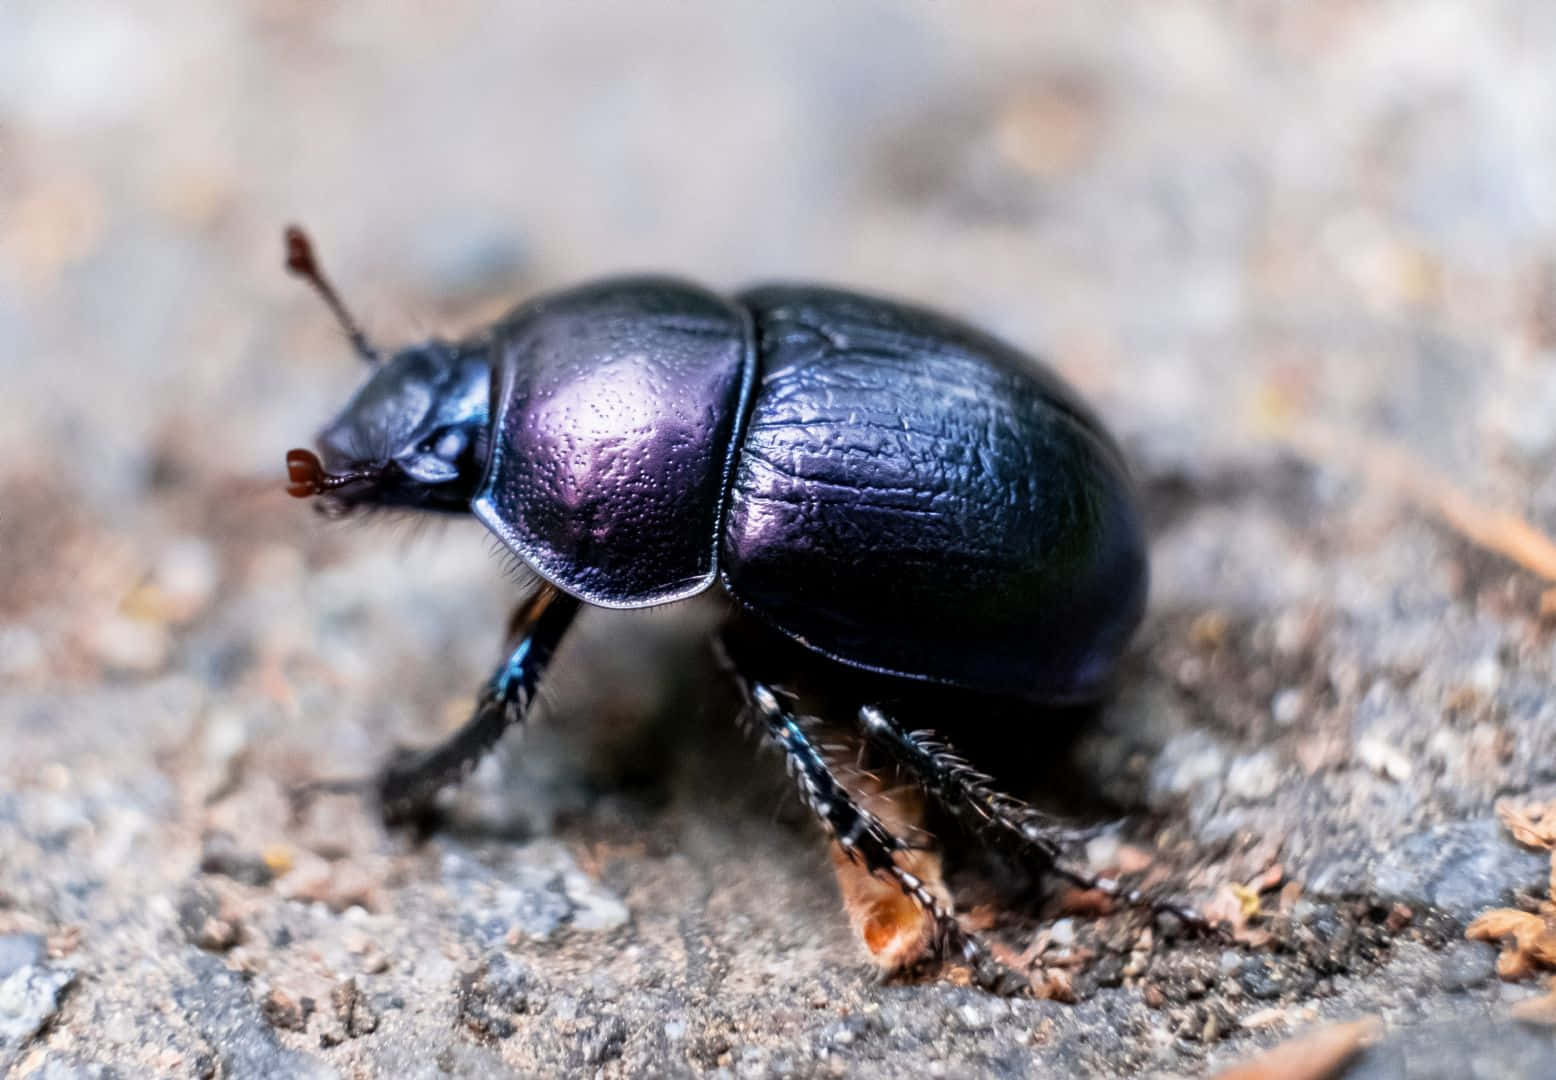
[1307,819,1551,921]
[171,954,336,1080]
[0,935,45,979]
[19,1055,122,1080]
[1435,942,1493,993]
[441,838,629,946]
[10,3,1556,1077]
[0,964,75,1061]
[1339,1018,1556,1080]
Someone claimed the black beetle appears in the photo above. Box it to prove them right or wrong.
[282,227,1203,989]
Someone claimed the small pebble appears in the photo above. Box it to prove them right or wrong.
[150,536,220,621]
[1272,688,1306,727]
[261,988,312,1032]
[1356,736,1413,782]
[1084,834,1121,872]
[331,978,379,1038]
[1227,750,1282,802]
[958,1004,988,1029]
[177,885,241,952]
[1469,656,1502,696]
[199,831,273,887]
[85,613,170,674]
[1437,942,1492,992]
[0,964,77,1048]
[195,918,240,952]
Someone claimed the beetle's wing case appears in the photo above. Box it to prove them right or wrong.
[720,285,1147,703]
[472,277,757,607]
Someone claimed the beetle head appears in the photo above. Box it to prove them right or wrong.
[288,342,492,513]
[282,226,491,513]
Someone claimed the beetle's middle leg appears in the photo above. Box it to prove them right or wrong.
[732,675,1026,994]
[856,704,1214,933]
[375,584,581,823]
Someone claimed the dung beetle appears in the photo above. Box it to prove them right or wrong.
[282,227,1204,990]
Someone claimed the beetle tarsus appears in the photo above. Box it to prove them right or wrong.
[375,587,580,825]
[855,704,1220,938]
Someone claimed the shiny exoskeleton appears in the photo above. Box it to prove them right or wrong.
[281,228,1196,992]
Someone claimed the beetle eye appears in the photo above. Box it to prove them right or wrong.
[430,428,467,462]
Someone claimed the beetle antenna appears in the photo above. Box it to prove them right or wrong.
[285,447,386,497]
[283,224,379,365]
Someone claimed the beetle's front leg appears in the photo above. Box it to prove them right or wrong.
[856,705,1217,934]
[377,584,581,824]
[733,676,1026,994]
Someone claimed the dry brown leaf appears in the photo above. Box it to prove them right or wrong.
[987,939,1076,1001]
[1467,908,1546,943]
[1252,863,1285,893]
[1029,968,1075,1003]
[1053,886,1115,919]
[1468,907,1556,981]
[828,776,947,974]
[1540,588,1556,621]
[1496,801,1556,851]
[1276,880,1304,914]
[1271,419,1556,592]
[1500,949,1537,980]
[1204,884,1252,931]
[1212,1016,1383,1080]
[1235,926,1276,949]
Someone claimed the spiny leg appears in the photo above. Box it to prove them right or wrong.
[376,585,580,823]
[737,677,1026,993]
[857,705,1215,933]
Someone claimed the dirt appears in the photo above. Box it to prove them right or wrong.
[5,2,1556,1077]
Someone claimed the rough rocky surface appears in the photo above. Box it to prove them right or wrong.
[5,2,1556,1076]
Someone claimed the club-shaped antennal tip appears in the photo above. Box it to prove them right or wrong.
[286,447,326,497]
[284,225,316,278]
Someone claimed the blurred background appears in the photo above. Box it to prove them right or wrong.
[6,1,1556,666]
[5,2,1556,1076]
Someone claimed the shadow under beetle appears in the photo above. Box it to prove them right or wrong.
[282,226,1210,992]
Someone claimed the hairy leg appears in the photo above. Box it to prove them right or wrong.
[376,585,580,823]
[735,677,1026,993]
[857,704,1213,932]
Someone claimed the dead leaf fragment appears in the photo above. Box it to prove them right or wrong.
[1467,907,1556,981]
[1271,420,1556,594]
[828,777,946,975]
[1212,1016,1383,1080]
[1496,800,1556,851]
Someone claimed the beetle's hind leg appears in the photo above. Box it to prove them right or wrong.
[856,705,1215,934]
[734,675,1026,994]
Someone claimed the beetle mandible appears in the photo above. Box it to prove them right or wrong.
[281,226,1204,990]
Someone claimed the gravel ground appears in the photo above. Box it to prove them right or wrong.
[6,2,1556,1077]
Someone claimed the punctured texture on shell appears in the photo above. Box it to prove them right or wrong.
[720,285,1148,702]
[473,277,756,607]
